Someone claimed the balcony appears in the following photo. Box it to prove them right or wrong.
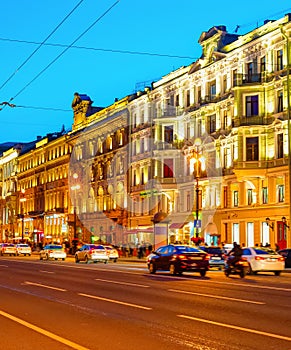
[233,73,262,86]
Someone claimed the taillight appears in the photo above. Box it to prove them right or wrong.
[204,254,210,260]
[89,249,95,254]
[255,256,265,261]
[49,250,53,253]
[178,254,187,260]
[278,256,285,262]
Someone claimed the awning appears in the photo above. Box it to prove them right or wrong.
[169,223,186,229]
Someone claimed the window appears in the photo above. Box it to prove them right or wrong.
[262,187,268,204]
[164,125,174,143]
[277,49,283,71]
[260,56,266,72]
[246,137,259,161]
[209,114,216,133]
[278,185,284,202]
[246,95,259,116]
[277,133,284,159]
[223,186,228,208]
[187,191,191,212]
[210,81,216,99]
[233,190,238,207]
[175,94,179,107]
[247,189,253,205]
[164,159,173,178]
[186,90,190,107]
[223,110,228,129]
[222,75,227,93]
[232,69,237,86]
[197,87,201,103]
[247,62,253,76]
[277,91,283,113]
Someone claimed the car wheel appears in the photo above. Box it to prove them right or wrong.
[46,254,49,260]
[200,270,207,277]
[85,255,89,264]
[114,258,117,263]
[149,262,156,274]
[169,263,178,275]
[75,255,79,263]
[274,271,281,276]
[62,258,65,261]
[104,260,107,264]
[239,269,246,278]
[40,255,43,260]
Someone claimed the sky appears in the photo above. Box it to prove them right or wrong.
[0,0,290,143]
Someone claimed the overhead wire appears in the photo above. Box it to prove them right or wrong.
[0,0,85,93]
[8,0,120,103]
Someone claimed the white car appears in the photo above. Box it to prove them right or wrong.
[16,243,32,256]
[40,244,67,261]
[75,244,109,264]
[104,245,119,262]
[242,247,285,275]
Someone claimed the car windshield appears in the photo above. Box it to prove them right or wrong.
[18,244,29,247]
[48,245,62,250]
[204,248,223,254]
[254,248,277,255]
[90,245,104,249]
[175,246,201,253]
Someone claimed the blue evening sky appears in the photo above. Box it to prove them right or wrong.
[0,0,290,143]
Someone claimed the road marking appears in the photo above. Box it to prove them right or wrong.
[177,314,291,342]
[24,281,66,292]
[79,293,152,310]
[0,265,8,267]
[169,289,265,305]
[95,278,149,288]
[201,280,291,292]
[39,270,55,274]
[0,309,89,350]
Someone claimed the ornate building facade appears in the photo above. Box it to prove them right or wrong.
[0,13,290,249]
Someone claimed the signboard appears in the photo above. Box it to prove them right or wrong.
[194,220,201,228]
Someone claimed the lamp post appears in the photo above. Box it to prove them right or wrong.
[19,189,26,241]
[192,138,205,241]
[71,173,80,240]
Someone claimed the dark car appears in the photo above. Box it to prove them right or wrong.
[199,246,225,270]
[277,249,291,268]
[147,244,209,276]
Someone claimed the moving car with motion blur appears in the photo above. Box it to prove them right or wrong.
[0,243,17,256]
[277,248,291,268]
[147,244,209,276]
[104,245,119,262]
[39,244,67,261]
[75,244,109,264]
[16,243,32,256]
[242,247,285,275]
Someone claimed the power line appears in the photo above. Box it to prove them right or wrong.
[0,0,85,93]
[8,0,120,103]
[0,37,197,60]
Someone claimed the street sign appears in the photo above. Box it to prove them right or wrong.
[194,219,201,228]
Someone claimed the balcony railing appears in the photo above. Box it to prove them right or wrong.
[233,73,262,86]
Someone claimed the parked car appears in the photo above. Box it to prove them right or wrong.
[242,247,285,275]
[147,244,209,276]
[75,244,109,264]
[277,248,291,268]
[39,244,67,261]
[16,243,32,256]
[0,243,17,256]
[199,246,225,270]
[104,245,119,262]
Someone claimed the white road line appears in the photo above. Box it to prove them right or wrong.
[39,270,55,274]
[177,314,291,342]
[200,280,291,292]
[0,309,89,350]
[169,289,265,305]
[95,278,149,288]
[24,281,66,292]
[79,293,152,310]
[0,265,8,267]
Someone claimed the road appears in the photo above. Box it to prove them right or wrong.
[0,255,290,350]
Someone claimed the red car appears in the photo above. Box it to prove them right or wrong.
[147,244,209,276]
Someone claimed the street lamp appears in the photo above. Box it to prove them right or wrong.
[192,138,205,240]
[19,189,26,240]
[71,173,80,240]
[265,217,274,230]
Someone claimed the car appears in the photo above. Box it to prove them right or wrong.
[147,244,209,276]
[16,243,32,256]
[39,244,67,261]
[0,243,17,256]
[242,247,285,275]
[199,246,225,270]
[104,245,119,262]
[75,244,109,264]
[277,248,291,268]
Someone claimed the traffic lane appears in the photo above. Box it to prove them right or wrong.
[1,260,291,345]
[1,261,291,349]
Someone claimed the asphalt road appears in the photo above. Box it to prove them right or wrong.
[0,255,290,350]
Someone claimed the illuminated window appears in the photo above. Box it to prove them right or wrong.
[246,137,259,161]
[246,95,259,116]
[233,190,238,207]
[262,187,268,204]
[278,185,284,202]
